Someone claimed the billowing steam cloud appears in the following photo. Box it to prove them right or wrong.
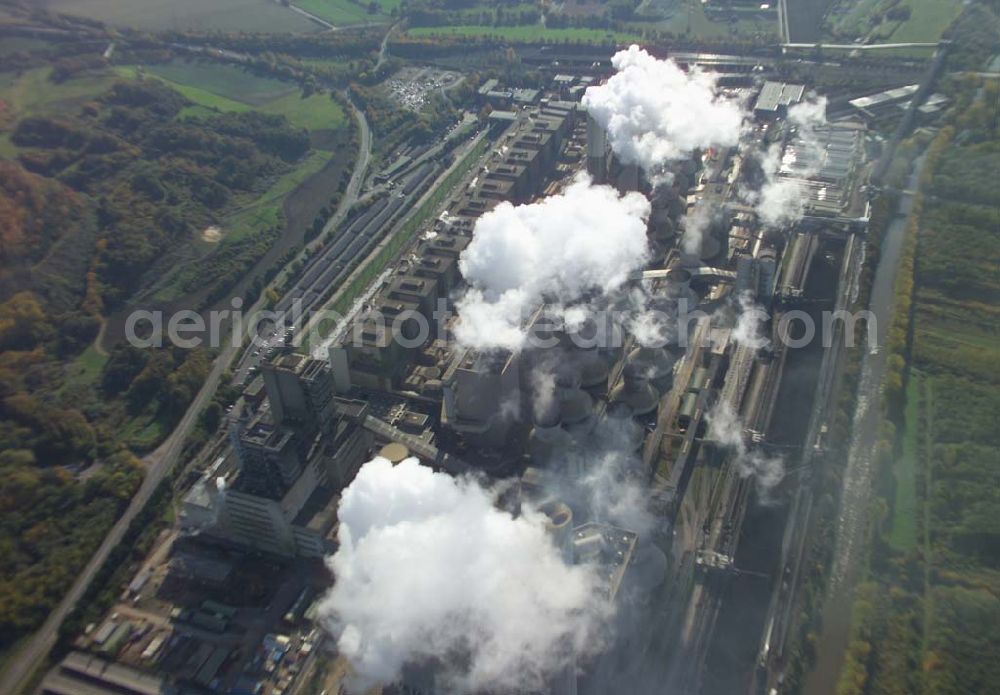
[706,401,783,490]
[681,198,715,256]
[321,457,612,694]
[732,290,770,349]
[752,97,829,227]
[582,45,746,172]
[456,173,650,350]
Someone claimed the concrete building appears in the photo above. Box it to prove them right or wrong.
[261,354,337,432]
[182,400,372,558]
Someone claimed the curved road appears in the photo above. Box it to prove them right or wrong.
[0,83,375,695]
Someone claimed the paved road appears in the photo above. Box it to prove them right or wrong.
[0,79,376,695]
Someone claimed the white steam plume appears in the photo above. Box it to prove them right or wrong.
[732,290,770,349]
[582,45,746,172]
[320,457,612,694]
[752,97,829,227]
[681,198,714,256]
[706,401,784,491]
[456,173,650,350]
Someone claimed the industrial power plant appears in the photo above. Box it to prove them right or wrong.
[163,46,870,695]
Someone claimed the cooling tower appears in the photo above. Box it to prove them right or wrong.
[604,402,646,451]
[626,346,678,393]
[609,364,660,416]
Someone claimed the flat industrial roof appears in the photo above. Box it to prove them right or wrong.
[754,81,805,113]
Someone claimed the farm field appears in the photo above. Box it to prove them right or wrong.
[825,0,962,41]
[630,0,778,39]
[406,24,646,43]
[890,0,963,42]
[36,0,320,33]
[297,0,390,25]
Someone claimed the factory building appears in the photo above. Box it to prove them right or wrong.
[753,81,805,120]
[181,358,373,558]
[261,354,337,432]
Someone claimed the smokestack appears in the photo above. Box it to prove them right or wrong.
[586,112,608,183]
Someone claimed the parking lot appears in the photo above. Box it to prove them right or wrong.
[385,66,463,110]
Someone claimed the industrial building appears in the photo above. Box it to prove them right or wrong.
[181,357,373,558]
[753,81,805,119]
[71,62,873,695]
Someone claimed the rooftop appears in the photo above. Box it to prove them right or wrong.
[754,81,805,114]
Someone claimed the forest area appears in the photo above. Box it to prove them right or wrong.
[0,35,356,654]
[835,6,1000,693]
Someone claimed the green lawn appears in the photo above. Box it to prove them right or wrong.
[296,0,389,25]
[119,412,167,452]
[890,373,920,551]
[406,24,645,43]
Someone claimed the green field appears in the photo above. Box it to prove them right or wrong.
[0,67,118,120]
[116,62,347,132]
[145,62,298,106]
[406,24,646,43]
[37,0,320,33]
[630,0,778,39]
[297,0,390,24]
[0,66,120,156]
[891,0,963,42]
[826,0,962,41]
